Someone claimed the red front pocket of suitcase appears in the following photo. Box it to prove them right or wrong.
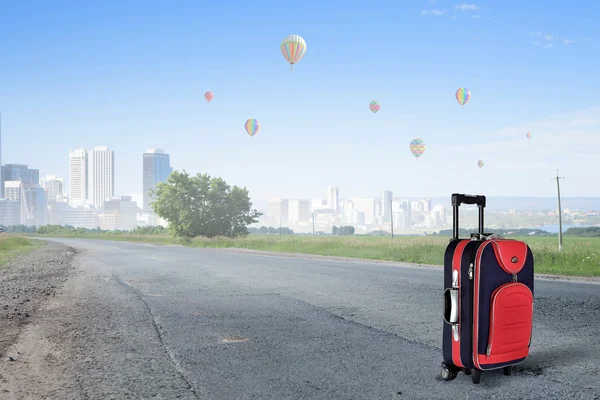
[487,282,533,361]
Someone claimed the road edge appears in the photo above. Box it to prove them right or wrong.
[31,237,600,285]
[212,247,600,285]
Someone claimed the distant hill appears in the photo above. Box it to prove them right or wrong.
[427,197,600,212]
[252,197,600,212]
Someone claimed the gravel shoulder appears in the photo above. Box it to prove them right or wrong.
[0,241,198,399]
[0,242,77,359]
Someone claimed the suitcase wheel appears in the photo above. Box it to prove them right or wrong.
[503,366,512,376]
[440,362,457,381]
[463,368,471,376]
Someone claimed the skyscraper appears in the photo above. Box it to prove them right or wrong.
[267,198,289,226]
[1,164,39,197]
[143,148,173,212]
[327,187,339,215]
[89,146,115,208]
[381,190,393,221]
[288,199,310,223]
[69,149,89,206]
[41,174,65,202]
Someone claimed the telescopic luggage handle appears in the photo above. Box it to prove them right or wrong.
[451,193,486,240]
[451,193,486,208]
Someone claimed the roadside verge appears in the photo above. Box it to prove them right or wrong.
[0,241,77,359]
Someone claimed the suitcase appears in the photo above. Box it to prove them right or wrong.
[440,193,534,384]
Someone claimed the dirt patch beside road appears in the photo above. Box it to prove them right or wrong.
[0,241,77,359]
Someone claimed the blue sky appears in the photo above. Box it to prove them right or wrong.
[1,0,599,207]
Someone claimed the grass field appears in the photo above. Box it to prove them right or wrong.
[0,234,45,268]
[33,233,600,277]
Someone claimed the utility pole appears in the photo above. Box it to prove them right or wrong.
[552,170,565,252]
[312,212,315,236]
[390,198,394,239]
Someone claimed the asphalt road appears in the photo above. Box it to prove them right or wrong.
[9,238,600,399]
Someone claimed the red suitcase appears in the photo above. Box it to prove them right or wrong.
[441,193,534,384]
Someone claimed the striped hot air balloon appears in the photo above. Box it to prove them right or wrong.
[526,132,532,140]
[369,100,380,114]
[455,88,471,107]
[280,34,307,70]
[409,139,426,159]
[478,160,484,168]
[245,118,260,139]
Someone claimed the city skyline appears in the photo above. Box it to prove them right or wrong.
[0,2,598,201]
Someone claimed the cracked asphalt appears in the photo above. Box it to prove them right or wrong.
[1,237,599,400]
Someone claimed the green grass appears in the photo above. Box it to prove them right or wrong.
[0,234,45,268]
[34,233,600,277]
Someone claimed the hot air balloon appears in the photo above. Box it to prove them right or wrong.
[526,132,532,140]
[455,88,471,107]
[409,139,426,159]
[369,100,380,114]
[205,91,214,103]
[478,160,484,168]
[281,34,307,70]
[245,118,260,139]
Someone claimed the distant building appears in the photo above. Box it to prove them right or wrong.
[48,202,97,229]
[421,199,432,213]
[311,198,326,212]
[4,181,46,226]
[143,148,173,212]
[69,149,89,206]
[89,146,115,207]
[1,164,39,197]
[267,198,289,226]
[101,196,139,231]
[40,175,65,202]
[288,199,310,223]
[394,210,407,229]
[381,190,393,221]
[327,187,340,215]
[350,198,377,225]
[23,184,47,227]
[0,198,20,226]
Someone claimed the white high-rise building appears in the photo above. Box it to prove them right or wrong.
[267,198,289,226]
[311,198,326,212]
[327,187,339,215]
[41,174,65,202]
[381,190,393,221]
[351,198,377,225]
[89,146,115,208]
[288,199,310,223]
[69,149,88,206]
[421,199,432,213]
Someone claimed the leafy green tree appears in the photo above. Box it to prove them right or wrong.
[150,170,262,238]
[332,225,338,235]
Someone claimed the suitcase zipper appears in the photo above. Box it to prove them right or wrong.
[469,263,473,280]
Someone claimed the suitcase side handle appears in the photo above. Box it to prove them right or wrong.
[451,193,486,240]
[443,288,459,325]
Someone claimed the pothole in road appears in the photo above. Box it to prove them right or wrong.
[222,336,249,343]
